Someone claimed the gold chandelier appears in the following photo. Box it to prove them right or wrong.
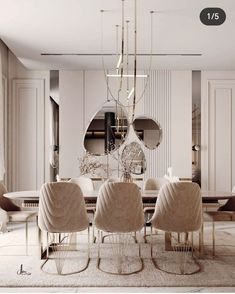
[100,0,154,122]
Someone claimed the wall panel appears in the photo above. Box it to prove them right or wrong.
[59,70,192,180]
[201,71,235,191]
[12,79,45,190]
[141,70,171,179]
[59,70,84,178]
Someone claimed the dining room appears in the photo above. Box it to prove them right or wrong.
[0,0,235,293]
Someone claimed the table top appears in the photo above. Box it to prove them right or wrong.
[4,189,235,201]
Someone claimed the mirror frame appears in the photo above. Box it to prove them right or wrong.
[82,99,130,156]
[132,115,163,150]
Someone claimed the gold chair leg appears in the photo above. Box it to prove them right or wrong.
[165,232,172,251]
[191,232,194,257]
[25,220,28,255]
[199,223,204,258]
[138,231,141,258]
[46,232,49,259]
[212,221,215,257]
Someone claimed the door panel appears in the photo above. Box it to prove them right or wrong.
[208,80,235,191]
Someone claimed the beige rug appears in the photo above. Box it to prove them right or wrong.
[0,223,235,287]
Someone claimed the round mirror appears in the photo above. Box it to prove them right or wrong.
[132,116,162,150]
[83,100,129,156]
[121,142,147,175]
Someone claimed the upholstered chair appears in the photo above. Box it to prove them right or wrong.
[0,181,37,254]
[203,185,235,256]
[143,177,169,237]
[144,177,168,190]
[94,181,145,275]
[69,177,96,242]
[150,182,202,275]
[69,176,94,194]
[38,182,90,275]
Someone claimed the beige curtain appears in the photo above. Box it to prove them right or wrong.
[0,50,5,181]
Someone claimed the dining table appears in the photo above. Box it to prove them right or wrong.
[4,189,235,202]
[4,189,235,258]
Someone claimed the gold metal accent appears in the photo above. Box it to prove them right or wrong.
[151,232,202,275]
[97,230,144,275]
[40,229,90,275]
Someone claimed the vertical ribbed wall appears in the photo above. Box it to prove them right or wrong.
[142,70,171,179]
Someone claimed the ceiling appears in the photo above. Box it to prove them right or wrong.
[0,0,234,70]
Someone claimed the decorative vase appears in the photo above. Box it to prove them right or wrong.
[121,172,133,183]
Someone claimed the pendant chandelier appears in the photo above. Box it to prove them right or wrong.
[100,0,154,122]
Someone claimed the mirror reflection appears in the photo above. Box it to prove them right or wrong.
[83,100,129,156]
[133,116,162,149]
[121,142,147,175]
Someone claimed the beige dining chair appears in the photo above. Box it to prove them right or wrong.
[150,181,202,275]
[94,181,145,275]
[38,182,90,275]
[69,177,96,242]
[0,181,37,255]
[203,186,235,257]
[69,176,94,193]
[144,177,169,190]
[143,177,169,237]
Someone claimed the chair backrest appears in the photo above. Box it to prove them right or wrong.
[38,182,89,233]
[144,177,168,190]
[151,182,202,232]
[94,181,144,233]
[69,177,94,194]
[0,181,20,212]
[218,186,235,211]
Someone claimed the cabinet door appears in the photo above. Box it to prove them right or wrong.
[208,80,235,191]
[12,79,45,190]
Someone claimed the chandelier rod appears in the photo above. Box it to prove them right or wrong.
[132,0,137,122]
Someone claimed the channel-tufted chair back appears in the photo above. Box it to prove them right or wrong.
[151,182,202,232]
[94,181,144,233]
[38,182,89,233]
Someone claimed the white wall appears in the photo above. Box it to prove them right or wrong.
[59,71,84,177]
[59,70,192,179]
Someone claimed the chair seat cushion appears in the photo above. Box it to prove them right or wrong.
[7,211,37,222]
[204,211,233,222]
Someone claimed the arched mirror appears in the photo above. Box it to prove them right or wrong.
[83,100,129,156]
[121,142,147,175]
[132,116,162,150]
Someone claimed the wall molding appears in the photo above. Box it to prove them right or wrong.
[11,78,45,190]
[201,72,235,190]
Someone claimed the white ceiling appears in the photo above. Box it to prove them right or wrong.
[0,0,235,70]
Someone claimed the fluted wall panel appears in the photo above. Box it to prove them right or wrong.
[141,70,171,179]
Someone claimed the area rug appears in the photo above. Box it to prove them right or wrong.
[0,224,235,287]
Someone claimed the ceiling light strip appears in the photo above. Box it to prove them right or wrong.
[41,53,202,56]
[107,74,148,78]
